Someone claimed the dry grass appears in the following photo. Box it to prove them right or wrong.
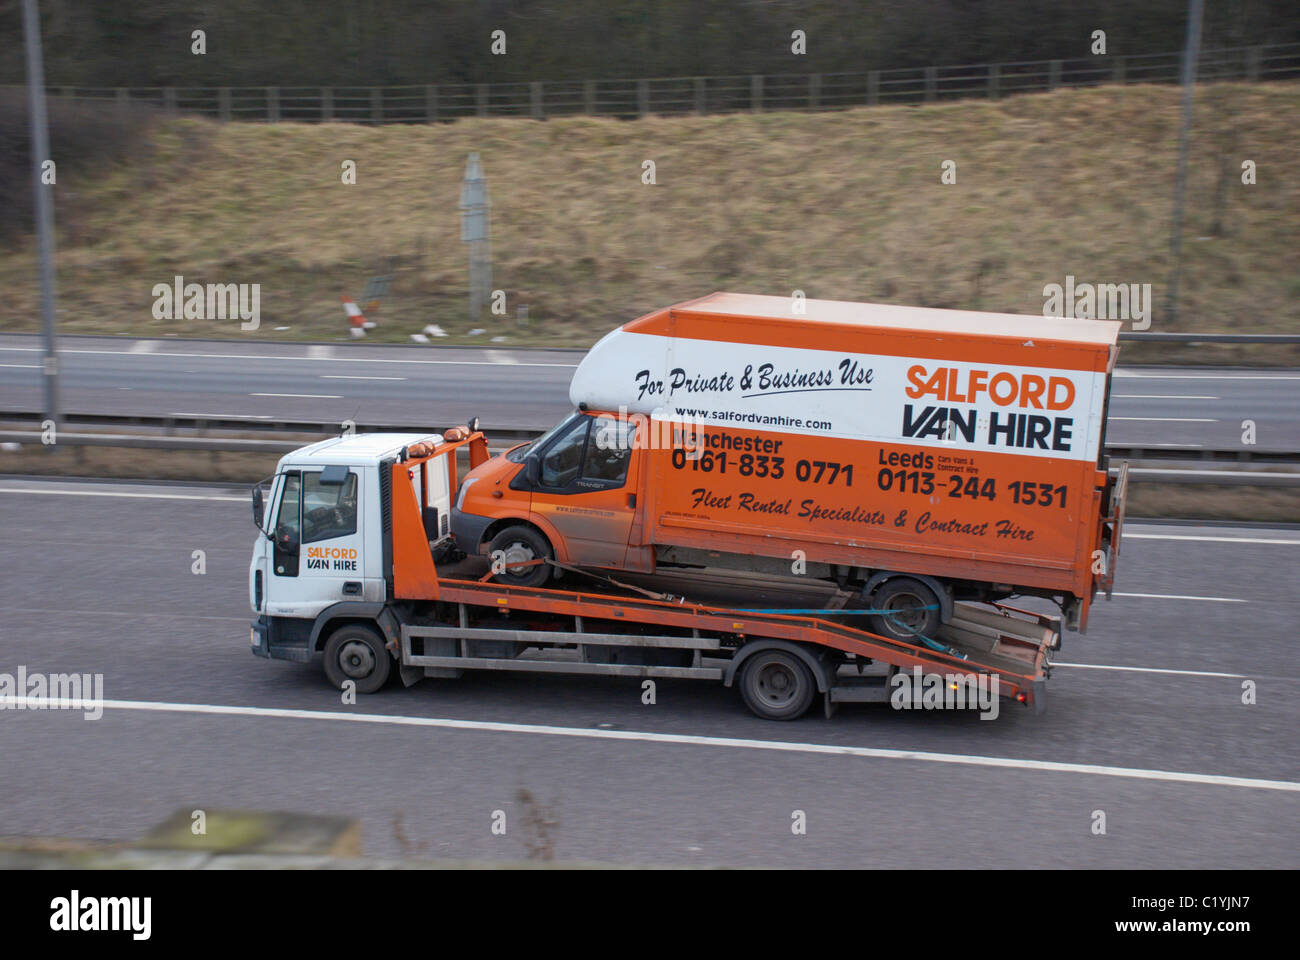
[2,82,1298,357]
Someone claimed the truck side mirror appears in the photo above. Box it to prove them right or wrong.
[252,486,264,527]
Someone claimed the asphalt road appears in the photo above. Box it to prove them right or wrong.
[0,476,1296,867]
[2,334,1298,449]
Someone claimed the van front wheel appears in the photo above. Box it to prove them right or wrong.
[487,526,553,588]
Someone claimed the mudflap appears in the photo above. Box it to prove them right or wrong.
[1030,678,1048,715]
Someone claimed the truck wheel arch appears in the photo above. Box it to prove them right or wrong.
[310,602,402,658]
[724,639,834,693]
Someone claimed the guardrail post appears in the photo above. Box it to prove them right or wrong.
[163,87,177,114]
[1246,46,1261,80]
[218,87,231,121]
[1112,55,1126,84]
[988,63,999,99]
[751,74,763,112]
[321,86,333,121]
[924,66,936,101]
[530,81,543,119]
[476,83,488,117]
[867,70,879,105]
[267,86,280,121]
[426,84,438,121]
[584,79,595,114]
[1048,59,1062,90]
[370,86,381,122]
[637,78,649,117]
[809,73,821,108]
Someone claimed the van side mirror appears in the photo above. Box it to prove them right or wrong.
[526,455,541,485]
[251,486,264,527]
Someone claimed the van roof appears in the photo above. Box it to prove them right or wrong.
[639,292,1121,347]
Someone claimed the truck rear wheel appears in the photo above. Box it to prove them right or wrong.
[323,624,392,694]
[739,649,815,721]
[869,577,942,644]
[487,526,553,588]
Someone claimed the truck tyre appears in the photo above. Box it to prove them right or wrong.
[487,526,553,588]
[869,577,942,644]
[739,649,816,721]
[323,624,392,694]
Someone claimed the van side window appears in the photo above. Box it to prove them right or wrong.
[301,470,359,543]
[583,420,637,484]
[540,417,590,487]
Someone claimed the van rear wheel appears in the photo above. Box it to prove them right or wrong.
[487,525,553,588]
[323,624,391,694]
[869,577,942,644]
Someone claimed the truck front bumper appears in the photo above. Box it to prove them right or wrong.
[249,616,314,663]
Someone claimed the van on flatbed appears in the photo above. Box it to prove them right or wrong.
[452,293,1127,640]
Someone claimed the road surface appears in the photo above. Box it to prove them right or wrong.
[0,476,1296,867]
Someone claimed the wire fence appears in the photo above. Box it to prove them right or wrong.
[6,43,1299,124]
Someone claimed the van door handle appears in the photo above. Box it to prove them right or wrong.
[627,493,636,508]
[342,581,362,596]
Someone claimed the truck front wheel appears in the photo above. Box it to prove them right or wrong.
[323,624,392,694]
[487,526,553,588]
[739,649,816,720]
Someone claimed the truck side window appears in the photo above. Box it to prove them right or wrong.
[583,420,637,484]
[301,470,359,543]
[274,473,302,544]
[540,417,590,487]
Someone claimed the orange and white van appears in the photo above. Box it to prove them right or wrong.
[451,293,1126,638]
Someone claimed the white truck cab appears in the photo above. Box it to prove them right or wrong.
[249,432,450,662]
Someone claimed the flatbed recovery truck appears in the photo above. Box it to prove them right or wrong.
[249,424,1126,719]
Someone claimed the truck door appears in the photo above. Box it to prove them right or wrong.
[529,413,640,568]
[266,466,366,617]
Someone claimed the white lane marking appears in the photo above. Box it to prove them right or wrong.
[127,341,157,354]
[307,345,331,359]
[320,375,406,381]
[0,487,242,501]
[1113,591,1246,603]
[11,696,1298,793]
[1054,662,1250,679]
[0,346,578,368]
[250,393,342,399]
[170,412,273,419]
[1113,371,1300,380]
[1125,533,1300,545]
[1109,417,1218,422]
[1113,394,1218,400]
[0,363,41,369]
